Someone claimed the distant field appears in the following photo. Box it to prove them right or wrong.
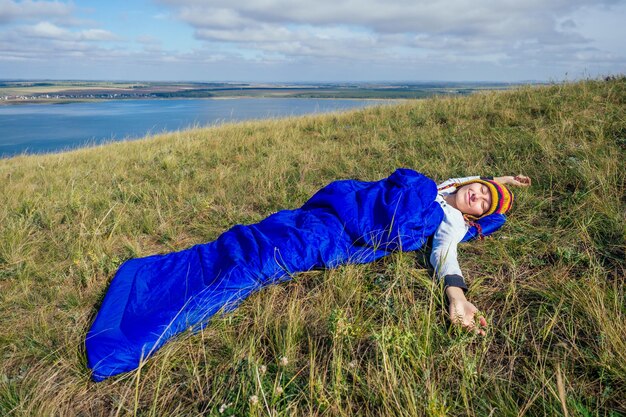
[0,80,528,103]
[0,81,149,96]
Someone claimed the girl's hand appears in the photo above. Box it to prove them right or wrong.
[448,298,488,336]
[494,175,531,187]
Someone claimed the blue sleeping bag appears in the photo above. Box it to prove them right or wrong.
[85,169,496,381]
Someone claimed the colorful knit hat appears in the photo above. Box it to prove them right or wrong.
[455,178,514,220]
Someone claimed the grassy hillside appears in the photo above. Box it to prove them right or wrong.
[0,78,624,416]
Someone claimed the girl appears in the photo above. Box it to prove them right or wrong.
[86,169,530,381]
[431,174,531,337]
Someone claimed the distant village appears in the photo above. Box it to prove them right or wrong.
[1,92,158,101]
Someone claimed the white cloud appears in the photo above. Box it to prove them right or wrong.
[0,0,74,24]
[150,0,625,79]
[25,21,67,38]
[180,7,251,29]
[79,29,120,41]
[156,0,616,37]
[0,0,623,81]
[15,21,120,42]
[0,1,125,68]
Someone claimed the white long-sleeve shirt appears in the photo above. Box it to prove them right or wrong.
[429,175,483,293]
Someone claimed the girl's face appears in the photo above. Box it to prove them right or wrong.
[455,182,492,217]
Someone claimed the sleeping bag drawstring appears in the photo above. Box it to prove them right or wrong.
[463,215,485,240]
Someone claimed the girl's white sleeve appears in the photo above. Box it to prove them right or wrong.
[429,209,469,292]
[436,175,481,189]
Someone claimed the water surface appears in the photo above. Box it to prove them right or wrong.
[0,98,392,158]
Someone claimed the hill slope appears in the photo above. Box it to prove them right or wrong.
[0,78,624,416]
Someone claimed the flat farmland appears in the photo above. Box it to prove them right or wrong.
[0,80,529,104]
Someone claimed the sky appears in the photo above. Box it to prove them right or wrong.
[0,0,625,82]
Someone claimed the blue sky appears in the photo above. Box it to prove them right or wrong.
[0,0,624,82]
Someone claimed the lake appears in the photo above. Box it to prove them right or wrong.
[0,98,394,159]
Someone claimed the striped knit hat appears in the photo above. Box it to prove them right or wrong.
[455,178,514,220]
